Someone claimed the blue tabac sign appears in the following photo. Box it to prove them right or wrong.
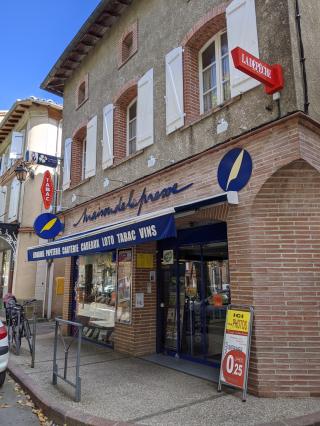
[26,151,58,168]
[217,148,252,192]
[28,213,176,261]
[33,213,63,240]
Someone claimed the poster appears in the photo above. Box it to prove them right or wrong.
[116,249,132,324]
[219,307,253,397]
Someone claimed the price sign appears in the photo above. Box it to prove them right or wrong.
[218,305,253,401]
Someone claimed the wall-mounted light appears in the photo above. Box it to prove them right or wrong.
[103,177,127,189]
[147,155,174,168]
[14,161,34,183]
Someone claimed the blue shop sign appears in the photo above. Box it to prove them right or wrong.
[34,213,63,239]
[217,148,252,192]
[26,151,59,168]
[28,213,176,261]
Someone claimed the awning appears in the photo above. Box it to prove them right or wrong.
[27,191,237,262]
[27,208,176,261]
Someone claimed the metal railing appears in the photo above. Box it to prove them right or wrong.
[52,318,83,402]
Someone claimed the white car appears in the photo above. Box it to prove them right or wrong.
[0,320,8,386]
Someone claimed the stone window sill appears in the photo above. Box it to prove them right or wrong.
[179,95,241,133]
[111,149,144,168]
[67,177,91,191]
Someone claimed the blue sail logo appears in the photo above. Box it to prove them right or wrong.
[217,148,252,192]
[34,213,62,239]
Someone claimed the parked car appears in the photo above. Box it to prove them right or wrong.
[0,320,8,386]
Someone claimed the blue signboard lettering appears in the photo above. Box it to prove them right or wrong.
[28,213,176,261]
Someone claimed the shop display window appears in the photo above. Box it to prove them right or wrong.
[116,249,133,324]
[76,252,116,344]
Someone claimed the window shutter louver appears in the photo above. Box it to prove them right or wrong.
[102,104,114,169]
[85,115,97,179]
[62,138,72,191]
[10,131,24,159]
[165,47,184,134]
[227,0,260,97]
[0,156,6,176]
[136,68,154,150]
[8,178,20,222]
[0,186,7,223]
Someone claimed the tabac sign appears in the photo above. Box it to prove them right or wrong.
[41,170,54,210]
[231,47,284,95]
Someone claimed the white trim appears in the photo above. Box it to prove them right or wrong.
[199,30,230,114]
[126,97,137,156]
[81,136,87,180]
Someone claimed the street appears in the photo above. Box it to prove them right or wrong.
[0,374,51,426]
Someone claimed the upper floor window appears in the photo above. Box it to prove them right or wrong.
[76,74,89,109]
[199,31,230,114]
[118,21,138,68]
[127,99,137,155]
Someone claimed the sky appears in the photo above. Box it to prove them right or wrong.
[0,0,101,110]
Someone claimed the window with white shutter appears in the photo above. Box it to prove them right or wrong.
[62,138,72,191]
[10,131,24,159]
[102,104,114,169]
[85,116,97,179]
[226,0,260,97]
[165,47,185,134]
[0,155,6,176]
[8,178,20,222]
[136,68,154,150]
[0,186,7,223]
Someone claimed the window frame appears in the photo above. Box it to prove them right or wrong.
[126,97,137,156]
[81,136,87,181]
[199,30,230,115]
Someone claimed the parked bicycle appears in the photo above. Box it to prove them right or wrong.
[4,295,36,355]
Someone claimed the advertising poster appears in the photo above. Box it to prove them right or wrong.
[219,306,253,400]
[116,249,132,324]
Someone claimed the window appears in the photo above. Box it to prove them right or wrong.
[81,137,87,180]
[78,81,86,106]
[127,99,137,155]
[199,31,230,114]
[118,21,138,68]
[76,74,89,108]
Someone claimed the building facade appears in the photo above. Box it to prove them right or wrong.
[35,0,320,396]
[0,98,64,316]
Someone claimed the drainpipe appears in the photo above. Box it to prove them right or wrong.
[295,0,309,114]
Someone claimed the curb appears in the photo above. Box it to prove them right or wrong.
[8,360,133,426]
[258,412,320,426]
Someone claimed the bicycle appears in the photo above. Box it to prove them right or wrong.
[5,297,36,355]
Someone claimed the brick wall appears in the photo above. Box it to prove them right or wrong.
[248,160,320,397]
[114,242,157,356]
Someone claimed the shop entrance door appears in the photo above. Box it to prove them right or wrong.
[158,232,230,364]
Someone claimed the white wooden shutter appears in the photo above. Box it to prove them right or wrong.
[227,0,260,97]
[62,138,72,191]
[165,47,184,134]
[0,186,7,223]
[0,156,6,176]
[8,178,20,222]
[137,68,154,150]
[102,104,114,169]
[85,115,97,179]
[10,131,24,159]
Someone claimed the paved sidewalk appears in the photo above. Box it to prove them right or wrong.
[8,322,320,426]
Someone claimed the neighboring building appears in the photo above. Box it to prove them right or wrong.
[34,0,320,396]
[0,98,64,316]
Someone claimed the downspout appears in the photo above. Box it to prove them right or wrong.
[295,0,309,114]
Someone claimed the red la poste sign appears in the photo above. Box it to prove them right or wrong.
[231,47,284,95]
[41,170,54,210]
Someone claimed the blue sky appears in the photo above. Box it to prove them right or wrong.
[0,1,101,110]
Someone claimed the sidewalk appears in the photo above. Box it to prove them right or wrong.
[8,322,320,426]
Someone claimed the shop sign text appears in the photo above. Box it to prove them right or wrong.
[73,181,193,227]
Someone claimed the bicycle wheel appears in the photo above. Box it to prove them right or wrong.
[12,323,21,355]
[23,319,33,354]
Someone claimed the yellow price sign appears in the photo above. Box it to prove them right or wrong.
[226,309,251,335]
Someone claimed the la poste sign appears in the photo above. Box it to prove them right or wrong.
[41,170,54,210]
[231,47,284,95]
